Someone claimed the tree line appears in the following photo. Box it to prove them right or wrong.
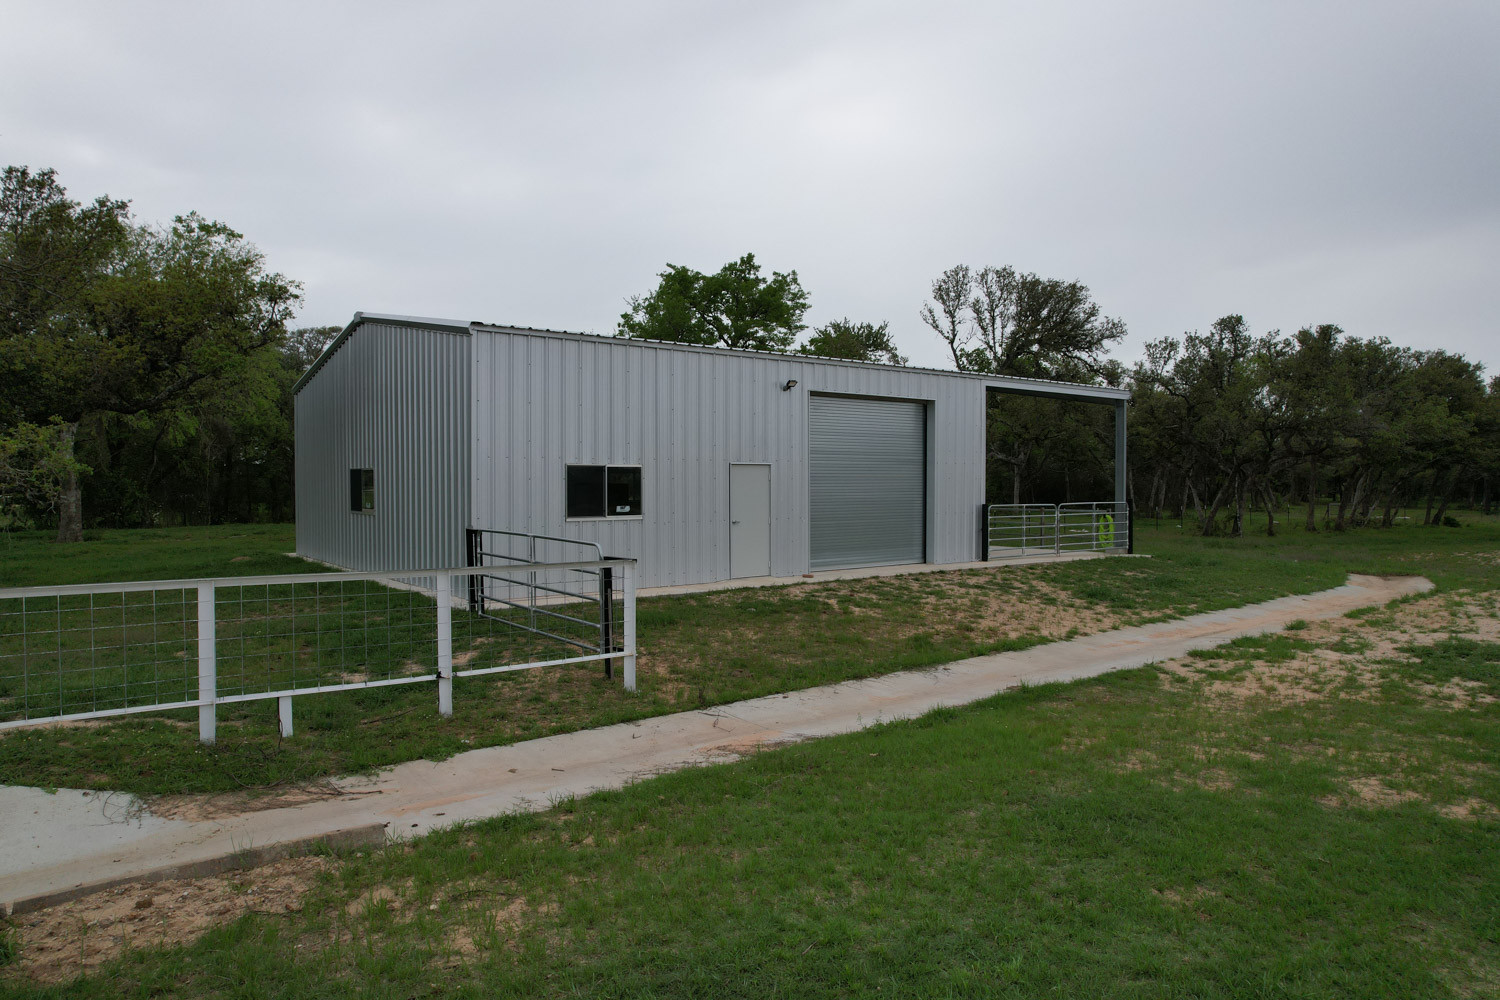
[915,264,1499,530]
[4,165,1495,539]
[1128,317,1499,534]
[0,165,336,537]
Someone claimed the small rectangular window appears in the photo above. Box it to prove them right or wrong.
[606,467,642,516]
[566,465,642,518]
[566,465,606,518]
[350,469,374,512]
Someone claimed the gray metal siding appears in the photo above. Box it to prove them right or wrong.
[294,323,470,571]
[471,329,987,588]
[809,396,926,570]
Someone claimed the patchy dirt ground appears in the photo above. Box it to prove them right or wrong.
[0,850,569,987]
[3,855,334,985]
[148,781,384,822]
[1141,589,1500,822]
[638,571,1126,705]
[825,576,1121,642]
[1160,590,1500,709]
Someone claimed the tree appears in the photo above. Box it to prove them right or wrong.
[919,264,971,369]
[0,166,300,540]
[1135,316,1274,535]
[1404,350,1486,526]
[80,326,340,528]
[923,264,1126,506]
[799,319,906,365]
[618,253,809,352]
[921,264,1124,379]
[284,323,340,371]
[1479,378,1500,515]
[0,418,88,527]
[1273,325,1352,531]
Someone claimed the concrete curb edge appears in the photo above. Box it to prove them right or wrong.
[3,823,388,918]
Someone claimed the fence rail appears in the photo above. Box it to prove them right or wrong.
[0,559,637,743]
[985,501,1130,558]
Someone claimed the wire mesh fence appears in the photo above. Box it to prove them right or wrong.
[985,501,1130,558]
[0,586,199,724]
[0,560,635,741]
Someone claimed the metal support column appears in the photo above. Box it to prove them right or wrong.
[466,528,481,612]
[1114,399,1128,510]
[436,574,453,717]
[197,583,217,744]
[622,562,637,693]
[599,566,615,679]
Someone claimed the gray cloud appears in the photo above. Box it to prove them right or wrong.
[4,0,1496,373]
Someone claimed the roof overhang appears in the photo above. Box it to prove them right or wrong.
[979,380,1130,402]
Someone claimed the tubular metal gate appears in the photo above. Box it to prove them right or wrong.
[984,501,1130,558]
[0,559,636,745]
[466,529,622,676]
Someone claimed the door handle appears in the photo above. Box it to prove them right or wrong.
[731,520,741,525]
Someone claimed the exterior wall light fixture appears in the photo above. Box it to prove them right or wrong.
[782,379,798,391]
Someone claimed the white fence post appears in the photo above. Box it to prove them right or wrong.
[436,574,453,717]
[197,582,217,744]
[278,696,293,738]
[622,561,637,693]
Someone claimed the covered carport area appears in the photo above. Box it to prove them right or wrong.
[979,377,1130,558]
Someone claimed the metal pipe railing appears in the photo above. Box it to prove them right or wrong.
[984,501,1129,558]
[466,528,620,673]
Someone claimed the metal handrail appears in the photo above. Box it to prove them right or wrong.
[1056,501,1125,553]
[465,528,620,670]
[471,529,604,575]
[984,501,1129,558]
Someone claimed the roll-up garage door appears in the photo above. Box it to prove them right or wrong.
[809,395,927,571]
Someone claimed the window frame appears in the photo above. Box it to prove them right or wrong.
[349,468,375,514]
[565,464,644,521]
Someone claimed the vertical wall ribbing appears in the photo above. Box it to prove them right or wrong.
[293,323,470,571]
[469,329,990,587]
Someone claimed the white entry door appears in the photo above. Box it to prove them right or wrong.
[729,464,772,578]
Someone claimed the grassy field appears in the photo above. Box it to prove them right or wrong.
[0,515,1495,796]
[0,524,315,588]
[1,515,1496,995]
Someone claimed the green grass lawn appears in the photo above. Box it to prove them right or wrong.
[4,552,1497,996]
[0,514,1496,797]
[0,524,314,587]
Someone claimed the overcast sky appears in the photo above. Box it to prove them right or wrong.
[4,1,1497,374]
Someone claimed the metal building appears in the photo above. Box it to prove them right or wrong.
[294,313,1130,587]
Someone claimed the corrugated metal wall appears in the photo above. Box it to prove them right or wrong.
[471,328,988,587]
[294,322,471,571]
